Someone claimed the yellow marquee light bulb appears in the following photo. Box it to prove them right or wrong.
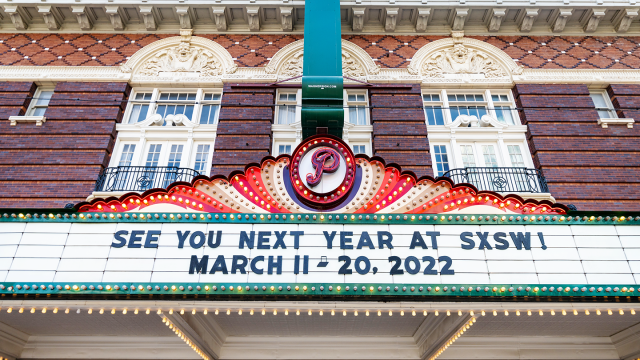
[458,310,462,316]
[562,310,567,316]
[585,310,590,315]
[446,310,451,316]
[261,309,265,315]
[343,310,347,316]
[516,310,520,316]
[619,310,624,315]
[389,310,393,316]
[539,310,543,316]
[284,310,288,316]
[400,310,404,316]
[573,309,578,315]
[308,310,312,316]
[550,310,555,316]
[608,309,613,315]
[226,309,230,315]
[504,310,508,316]
[377,310,381,316]
[596,310,601,315]
[412,310,416,316]
[319,310,323,316]
[354,310,358,316]
[631,309,636,315]
[296,310,300,316]
[273,309,277,315]
[331,310,335,316]
[493,310,497,316]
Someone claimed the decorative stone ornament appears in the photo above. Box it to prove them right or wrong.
[264,39,380,79]
[408,31,523,82]
[120,29,237,80]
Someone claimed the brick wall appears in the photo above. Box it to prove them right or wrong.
[514,83,640,211]
[0,81,130,208]
[370,85,431,178]
[211,84,273,176]
[2,33,639,70]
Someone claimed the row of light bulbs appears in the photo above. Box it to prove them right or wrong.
[2,307,637,316]
[429,318,476,360]
[162,317,209,360]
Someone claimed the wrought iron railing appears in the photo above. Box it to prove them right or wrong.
[442,167,549,193]
[94,166,201,192]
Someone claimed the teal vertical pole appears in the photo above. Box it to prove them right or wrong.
[301,0,344,139]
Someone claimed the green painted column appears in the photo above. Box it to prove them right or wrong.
[301,0,344,139]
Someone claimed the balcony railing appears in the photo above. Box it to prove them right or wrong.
[442,167,549,193]
[94,166,201,192]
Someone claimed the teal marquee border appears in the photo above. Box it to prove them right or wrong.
[1,282,638,298]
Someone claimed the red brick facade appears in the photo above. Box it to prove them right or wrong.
[210,84,274,176]
[0,81,130,208]
[1,33,639,70]
[370,85,431,178]
[514,84,640,211]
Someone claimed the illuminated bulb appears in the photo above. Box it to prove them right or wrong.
[180,309,184,315]
[111,309,116,314]
[562,310,567,316]
[447,310,451,316]
[526,310,531,316]
[389,310,393,316]
[250,310,254,315]
[377,310,381,316]
[215,309,219,315]
[504,310,508,316]
[157,310,162,315]
[423,310,427,316]
[226,309,230,315]
[261,309,265,315]
[631,309,636,315]
[343,310,347,316]
[308,310,312,316]
[608,309,613,315]
[458,310,462,316]
[597,309,601,315]
[42,308,47,314]
[480,310,484,316]
[573,309,578,315]
[99,309,104,314]
[516,310,520,316]
[296,310,300,316]
[191,309,195,315]
[239,310,243,315]
[539,310,543,316]
[331,310,335,316]
[6,308,11,313]
[400,310,404,316]
[585,310,590,315]
[169,309,173,315]
[493,310,497,316]
[123,309,127,315]
[319,310,323,316]
[619,310,624,315]
[273,310,277,315]
[550,310,555,316]
[470,310,474,316]
[354,311,358,316]
[146,309,151,315]
[412,310,416,316]
[19,308,24,313]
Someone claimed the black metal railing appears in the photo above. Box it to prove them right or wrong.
[94,166,201,192]
[442,167,549,193]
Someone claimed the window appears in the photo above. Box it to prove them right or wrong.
[448,93,488,121]
[422,90,518,125]
[481,145,499,168]
[278,144,292,155]
[353,145,366,154]
[145,144,162,167]
[433,145,450,176]
[508,145,525,167]
[590,91,616,119]
[167,145,184,168]
[200,93,221,125]
[277,93,297,125]
[347,93,368,125]
[118,144,136,167]
[128,92,153,123]
[194,145,210,173]
[491,94,515,125]
[460,145,476,168]
[156,92,196,121]
[28,88,54,116]
[423,94,445,125]
[125,89,222,125]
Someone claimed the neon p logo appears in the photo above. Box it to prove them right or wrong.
[306,148,341,187]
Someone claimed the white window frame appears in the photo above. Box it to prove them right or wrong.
[589,89,617,119]
[275,143,294,156]
[423,89,520,126]
[430,143,452,177]
[275,89,301,125]
[123,88,222,125]
[345,90,369,126]
[191,142,214,176]
[27,86,55,116]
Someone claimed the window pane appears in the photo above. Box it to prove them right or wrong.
[448,94,456,101]
[32,107,46,116]
[482,145,498,167]
[357,107,366,125]
[348,94,356,101]
[279,94,288,101]
[145,144,162,167]
[590,93,607,108]
[425,106,445,126]
[495,106,514,125]
[508,145,525,167]
[159,93,169,101]
[433,145,449,176]
[492,95,499,101]
[130,104,149,123]
[200,105,219,124]
[597,109,612,118]
[167,145,183,168]
[460,145,476,167]
[118,144,136,166]
[183,105,194,120]
[194,144,210,173]
[36,91,54,106]
[349,107,358,124]
[287,94,296,101]
[357,94,365,101]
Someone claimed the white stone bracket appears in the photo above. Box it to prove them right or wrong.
[9,116,46,126]
[581,8,607,32]
[2,6,31,30]
[71,6,96,31]
[139,6,158,31]
[598,118,634,128]
[516,8,539,32]
[415,8,432,32]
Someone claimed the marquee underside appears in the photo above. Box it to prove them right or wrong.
[0,300,639,360]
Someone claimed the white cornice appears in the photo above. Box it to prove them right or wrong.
[0,322,29,359]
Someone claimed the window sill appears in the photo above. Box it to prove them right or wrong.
[9,116,46,126]
[598,118,634,129]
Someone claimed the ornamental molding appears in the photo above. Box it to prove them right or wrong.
[120,29,237,81]
[264,39,381,79]
[408,31,523,80]
[445,114,508,129]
